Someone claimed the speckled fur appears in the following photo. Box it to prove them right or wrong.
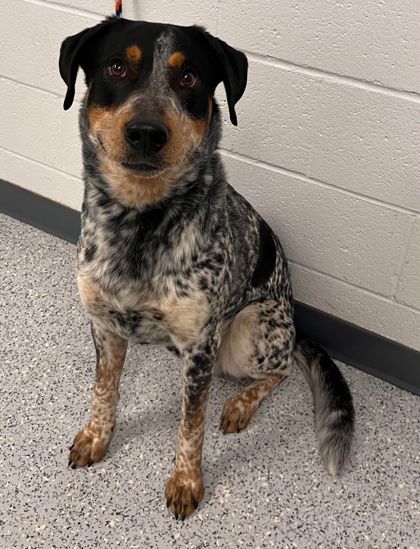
[61,20,354,520]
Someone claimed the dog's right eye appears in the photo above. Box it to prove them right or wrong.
[180,69,198,89]
[107,60,127,78]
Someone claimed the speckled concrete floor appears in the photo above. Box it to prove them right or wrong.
[0,213,419,549]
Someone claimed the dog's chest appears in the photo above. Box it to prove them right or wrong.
[77,271,209,348]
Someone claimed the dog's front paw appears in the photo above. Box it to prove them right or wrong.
[68,426,109,469]
[165,469,204,520]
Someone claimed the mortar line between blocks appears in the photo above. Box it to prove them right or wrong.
[220,149,420,217]
[24,0,104,20]
[0,145,82,183]
[392,218,418,300]
[290,259,420,315]
[0,75,65,99]
[244,51,420,103]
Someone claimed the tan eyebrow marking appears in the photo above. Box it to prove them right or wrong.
[168,51,186,70]
[125,45,142,64]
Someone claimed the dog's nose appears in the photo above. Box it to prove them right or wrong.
[124,120,169,155]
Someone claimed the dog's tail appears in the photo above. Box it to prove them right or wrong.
[294,335,354,477]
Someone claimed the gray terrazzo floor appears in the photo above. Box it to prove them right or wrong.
[0,212,419,549]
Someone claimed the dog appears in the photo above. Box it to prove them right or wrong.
[59,17,354,520]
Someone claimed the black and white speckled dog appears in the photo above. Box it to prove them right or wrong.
[59,17,354,520]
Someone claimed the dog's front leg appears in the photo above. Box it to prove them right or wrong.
[165,325,221,520]
[68,321,128,468]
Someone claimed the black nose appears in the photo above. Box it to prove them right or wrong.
[124,120,169,155]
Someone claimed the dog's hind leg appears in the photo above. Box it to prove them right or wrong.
[68,322,128,468]
[217,300,295,434]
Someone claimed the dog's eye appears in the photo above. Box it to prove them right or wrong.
[107,60,127,78]
[180,69,198,88]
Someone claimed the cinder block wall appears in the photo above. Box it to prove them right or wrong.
[1,1,419,350]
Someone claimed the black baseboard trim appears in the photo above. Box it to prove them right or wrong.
[295,304,419,396]
[0,179,81,244]
[1,179,419,395]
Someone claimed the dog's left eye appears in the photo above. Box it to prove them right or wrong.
[107,60,127,78]
[180,69,198,88]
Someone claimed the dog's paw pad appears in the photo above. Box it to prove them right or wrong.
[68,426,108,469]
[219,395,256,434]
[165,470,204,520]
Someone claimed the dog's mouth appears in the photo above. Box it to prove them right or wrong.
[96,136,166,177]
[121,161,163,174]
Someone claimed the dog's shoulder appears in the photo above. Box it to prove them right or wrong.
[224,184,279,287]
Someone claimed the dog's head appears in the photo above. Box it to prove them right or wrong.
[59,18,247,206]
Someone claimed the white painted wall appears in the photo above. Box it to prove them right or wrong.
[1,1,419,350]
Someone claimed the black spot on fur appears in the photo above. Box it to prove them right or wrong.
[91,322,101,373]
[192,353,208,368]
[167,345,180,357]
[84,243,97,262]
[252,218,277,287]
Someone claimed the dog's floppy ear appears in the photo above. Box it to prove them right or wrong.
[59,19,115,110]
[199,29,248,126]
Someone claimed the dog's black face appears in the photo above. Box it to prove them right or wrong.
[59,18,247,206]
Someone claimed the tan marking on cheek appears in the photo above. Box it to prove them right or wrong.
[191,116,207,141]
[168,51,186,70]
[88,104,131,160]
[162,108,207,168]
[125,44,142,64]
[87,105,116,137]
